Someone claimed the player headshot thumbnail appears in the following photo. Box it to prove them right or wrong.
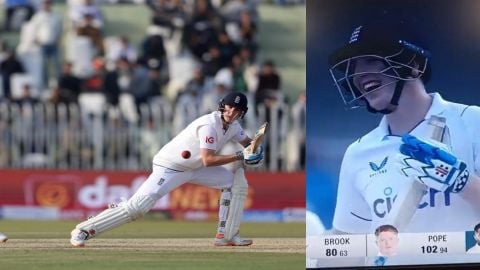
[375,224,399,257]
[467,223,480,254]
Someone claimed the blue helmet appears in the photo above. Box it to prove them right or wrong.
[329,17,431,113]
[218,92,249,118]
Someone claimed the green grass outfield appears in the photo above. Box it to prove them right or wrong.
[0,220,305,270]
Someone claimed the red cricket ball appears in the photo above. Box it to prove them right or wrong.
[181,150,191,159]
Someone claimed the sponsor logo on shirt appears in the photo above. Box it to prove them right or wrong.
[205,136,215,144]
[373,187,452,218]
[369,157,388,177]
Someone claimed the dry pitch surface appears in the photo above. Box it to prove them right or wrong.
[2,238,303,253]
[0,221,305,270]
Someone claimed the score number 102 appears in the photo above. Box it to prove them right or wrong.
[421,245,448,254]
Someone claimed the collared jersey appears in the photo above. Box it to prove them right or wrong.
[467,243,480,254]
[153,111,246,171]
[333,93,480,233]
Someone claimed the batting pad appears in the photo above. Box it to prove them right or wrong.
[76,194,157,239]
[225,168,248,240]
[217,188,232,234]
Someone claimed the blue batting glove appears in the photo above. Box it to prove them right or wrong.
[397,134,469,193]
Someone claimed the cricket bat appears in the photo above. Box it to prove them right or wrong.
[385,115,447,231]
[249,122,269,154]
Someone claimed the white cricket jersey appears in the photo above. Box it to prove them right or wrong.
[333,93,480,233]
[153,111,246,171]
[467,244,480,254]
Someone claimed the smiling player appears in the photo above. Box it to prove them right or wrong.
[328,16,480,234]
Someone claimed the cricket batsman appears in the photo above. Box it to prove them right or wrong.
[327,15,480,233]
[70,92,264,246]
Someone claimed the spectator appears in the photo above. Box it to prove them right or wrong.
[213,61,233,92]
[77,13,105,56]
[0,49,25,99]
[4,0,35,32]
[142,33,166,70]
[217,31,238,67]
[54,62,82,104]
[177,66,212,105]
[201,79,231,114]
[103,58,130,106]
[14,83,39,105]
[237,10,257,51]
[288,91,305,170]
[107,36,138,64]
[231,54,248,93]
[220,0,258,23]
[82,56,105,94]
[201,45,223,78]
[147,69,163,98]
[29,0,63,89]
[238,45,258,92]
[146,0,187,38]
[183,0,223,59]
[260,89,286,168]
[128,59,152,107]
[70,0,103,29]
[255,59,281,107]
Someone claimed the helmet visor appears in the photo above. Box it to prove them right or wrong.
[329,52,429,109]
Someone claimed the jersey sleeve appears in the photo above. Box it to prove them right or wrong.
[198,125,218,151]
[459,105,480,175]
[230,124,247,143]
[332,144,372,233]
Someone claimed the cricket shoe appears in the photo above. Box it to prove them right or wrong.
[214,233,253,246]
[70,229,89,247]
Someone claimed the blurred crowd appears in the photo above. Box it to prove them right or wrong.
[0,0,303,120]
[0,0,306,171]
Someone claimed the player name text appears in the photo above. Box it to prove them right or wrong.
[325,237,351,245]
[427,234,447,242]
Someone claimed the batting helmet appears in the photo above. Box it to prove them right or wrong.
[329,16,431,113]
[218,92,249,118]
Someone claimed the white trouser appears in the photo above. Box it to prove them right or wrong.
[75,164,235,239]
[133,164,235,199]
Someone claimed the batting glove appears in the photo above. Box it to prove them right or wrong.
[243,145,264,167]
[397,134,469,193]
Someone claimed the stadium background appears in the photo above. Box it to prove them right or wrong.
[0,0,305,219]
[307,0,480,231]
[0,1,305,269]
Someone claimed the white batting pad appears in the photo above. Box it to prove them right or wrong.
[76,194,157,239]
[217,188,232,235]
[224,168,248,240]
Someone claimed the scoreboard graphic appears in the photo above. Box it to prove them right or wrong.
[307,231,480,267]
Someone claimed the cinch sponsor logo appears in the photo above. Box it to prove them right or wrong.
[205,136,214,144]
[418,188,451,209]
[373,187,397,218]
[373,187,453,218]
[369,157,388,177]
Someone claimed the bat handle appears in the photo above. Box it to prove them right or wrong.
[427,115,446,142]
